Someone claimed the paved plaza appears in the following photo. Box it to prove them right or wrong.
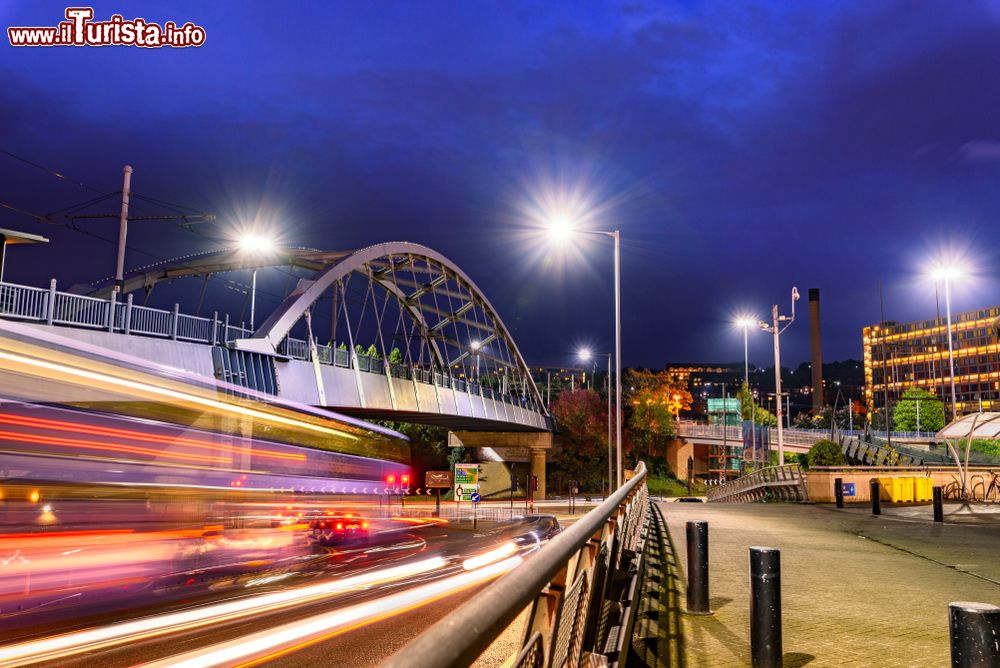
[658,502,1000,667]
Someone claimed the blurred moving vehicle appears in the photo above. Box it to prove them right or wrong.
[310,511,370,546]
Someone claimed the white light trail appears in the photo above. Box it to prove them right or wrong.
[0,557,446,667]
[138,556,523,668]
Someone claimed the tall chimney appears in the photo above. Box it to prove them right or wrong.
[809,288,823,412]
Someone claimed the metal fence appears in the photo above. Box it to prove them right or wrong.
[381,462,649,668]
[0,279,538,410]
[705,464,809,503]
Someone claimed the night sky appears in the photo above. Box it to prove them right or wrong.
[3,1,999,370]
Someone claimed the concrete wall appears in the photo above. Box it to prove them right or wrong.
[805,467,1000,502]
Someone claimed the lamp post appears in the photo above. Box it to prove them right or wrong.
[932,266,961,421]
[549,221,623,489]
[239,234,276,330]
[758,287,800,464]
[470,340,482,382]
[734,315,756,389]
[579,348,613,497]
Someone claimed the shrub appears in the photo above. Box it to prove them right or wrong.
[807,439,846,468]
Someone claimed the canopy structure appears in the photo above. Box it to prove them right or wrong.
[0,227,48,283]
[937,412,1000,440]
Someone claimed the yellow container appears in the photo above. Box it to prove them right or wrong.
[878,477,914,502]
[913,477,934,502]
[896,477,914,503]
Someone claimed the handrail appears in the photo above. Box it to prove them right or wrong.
[382,462,649,668]
[706,463,807,503]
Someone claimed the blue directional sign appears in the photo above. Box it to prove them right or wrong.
[843,482,856,497]
[471,492,481,503]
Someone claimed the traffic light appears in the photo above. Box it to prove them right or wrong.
[510,474,519,492]
[386,473,397,487]
[401,474,410,488]
[532,475,538,492]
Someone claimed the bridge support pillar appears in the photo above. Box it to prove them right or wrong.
[449,430,551,501]
[530,447,546,501]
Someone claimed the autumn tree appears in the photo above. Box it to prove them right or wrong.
[550,389,612,491]
[623,369,692,474]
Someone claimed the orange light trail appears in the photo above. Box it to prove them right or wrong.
[0,413,305,462]
[0,428,231,465]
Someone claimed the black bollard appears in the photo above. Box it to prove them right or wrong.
[949,602,1000,667]
[870,479,881,516]
[934,486,944,523]
[749,547,782,668]
[834,477,844,508]
[686,520,710,614]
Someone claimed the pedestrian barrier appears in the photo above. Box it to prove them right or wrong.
[705,464,809,503]
[381,462,649,668]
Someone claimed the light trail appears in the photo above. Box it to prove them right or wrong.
[138,556,523,668]
[0,412,306,462]
[0,557,446,667]
[0,349,359,442]
[461,541,518,571]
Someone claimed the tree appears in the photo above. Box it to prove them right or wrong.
[806,439,847,468]
[893,388,944,432]
[621,369,692,475]
[550,389,611,490]
[737,382,778,427]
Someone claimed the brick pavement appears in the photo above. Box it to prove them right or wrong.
[659,502,1000,667]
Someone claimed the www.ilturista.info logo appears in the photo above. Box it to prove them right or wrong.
[8,7,206,48]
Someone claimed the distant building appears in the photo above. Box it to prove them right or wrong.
[530,364,587,406]
[863,305,1000,420]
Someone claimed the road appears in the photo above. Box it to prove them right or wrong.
[0,510,557,667]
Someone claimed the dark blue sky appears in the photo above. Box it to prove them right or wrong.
[2,1,999,369]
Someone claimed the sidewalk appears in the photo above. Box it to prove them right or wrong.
[659,502,1000,667]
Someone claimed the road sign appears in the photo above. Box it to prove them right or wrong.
[425,470,454,489]
[454,463,479,501]
[471,492,481,503]
[843,482,856,497]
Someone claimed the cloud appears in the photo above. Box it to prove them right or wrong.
[957,139,1000,163]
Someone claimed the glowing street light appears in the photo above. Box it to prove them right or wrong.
[930,262,965,420]
[239,233,277,330]
[578,347,613,496]
[470,340,482,382]
[550,220,623,489]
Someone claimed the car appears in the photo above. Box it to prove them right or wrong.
[309,511,370,545]
[673,497,705,503]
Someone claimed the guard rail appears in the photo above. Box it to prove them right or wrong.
[381,462,650,668]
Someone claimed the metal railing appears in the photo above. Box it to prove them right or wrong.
[705,464,809,503]
[678,422,825,448]
[381,462,649,668]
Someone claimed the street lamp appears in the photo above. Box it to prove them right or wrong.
[931,264,963,421]
[758,287,799,464]
[470,340,482,382]
[733,314,757,389]
[579,347,613,497]
[548,223,623,489]
[239,233,276,330]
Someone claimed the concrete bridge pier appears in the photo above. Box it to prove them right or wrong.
[449,431,552,500]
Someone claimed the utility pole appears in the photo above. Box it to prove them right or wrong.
[114,165,133,294]
[759,287,799,465]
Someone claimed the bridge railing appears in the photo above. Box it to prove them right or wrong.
[705,464,809,503]
[382,462,649,668]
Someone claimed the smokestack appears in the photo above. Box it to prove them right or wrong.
[809,288,823,412]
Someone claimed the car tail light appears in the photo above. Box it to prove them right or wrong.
[335,522,344,530]
[362,522,369,529]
